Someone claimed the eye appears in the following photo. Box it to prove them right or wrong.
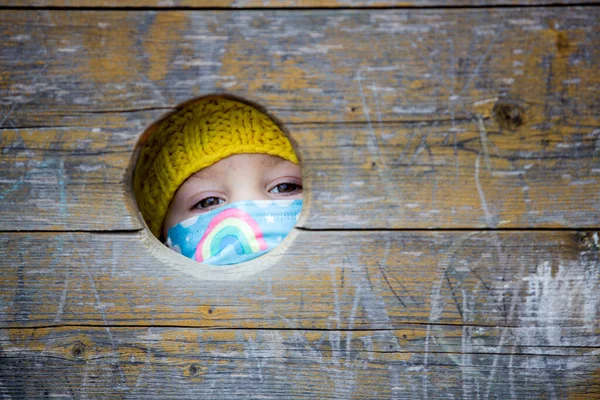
[269,182,303,195]
[193,196,225,210]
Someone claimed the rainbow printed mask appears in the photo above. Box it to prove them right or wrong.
[165,200,302,266]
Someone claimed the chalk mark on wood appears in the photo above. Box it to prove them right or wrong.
[475,154,493,226]
[458,27,503,98]
[75,240,128,391]
[477,115,493,173]
[356,67,399,211]
[484,238,526,400]
[53,237,69,323]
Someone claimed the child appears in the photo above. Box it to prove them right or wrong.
[133,95,303,266]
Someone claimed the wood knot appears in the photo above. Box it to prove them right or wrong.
[185,363,206,378]
[493,99,526,131]
[71,341,86,359]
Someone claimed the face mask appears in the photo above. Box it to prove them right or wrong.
[166,200,303,266]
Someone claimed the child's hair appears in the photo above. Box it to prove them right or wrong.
[133,94,298,238]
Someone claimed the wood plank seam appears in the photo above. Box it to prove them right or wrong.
[1,3,598,10]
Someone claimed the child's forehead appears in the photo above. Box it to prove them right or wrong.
[189,154,288,179]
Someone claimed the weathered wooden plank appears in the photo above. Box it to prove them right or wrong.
[2,116,599,230]
[1,9,598,230]
[1,9,597,126]
[0,123,145,231]
[1,326,598,399]
[1,6,597,399]
[0,0,591,7]
[299,121,600,229]
[1,230,598,333]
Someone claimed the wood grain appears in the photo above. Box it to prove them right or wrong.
[1,230,598,330]
[0,230,598,398]
[0,0,590,8]
[2,5,599,398]
[1,326,598,399]
[2,117,599,230]
[1,8,598,230]
[1,9,597,126]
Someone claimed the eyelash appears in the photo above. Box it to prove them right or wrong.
[192,196,225,211]
[268,181,303,195]
[190,179,303,211]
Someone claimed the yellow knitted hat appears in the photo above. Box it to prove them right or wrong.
[133,95,298,238]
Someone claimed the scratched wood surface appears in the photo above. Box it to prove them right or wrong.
[0,230,599,398]
[3,117,600,231]
[3,9,598,126]
[1,8,599,230]
[1,0,591,7]
[3,230,599,329]
[1,328,598,399]
[1,3,599,400]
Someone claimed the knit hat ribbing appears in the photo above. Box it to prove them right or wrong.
[133,96,298,238]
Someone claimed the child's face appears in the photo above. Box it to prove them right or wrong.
[163,153,303,238]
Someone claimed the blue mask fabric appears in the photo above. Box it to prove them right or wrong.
[165,200,302,266]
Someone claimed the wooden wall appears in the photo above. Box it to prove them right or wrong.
[1,0,599,398]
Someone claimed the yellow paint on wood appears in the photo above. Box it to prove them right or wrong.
[1,6,599,398]
[143,13,189,82]
[75,14,142,85]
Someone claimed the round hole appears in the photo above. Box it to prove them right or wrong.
[130,94,304,279]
